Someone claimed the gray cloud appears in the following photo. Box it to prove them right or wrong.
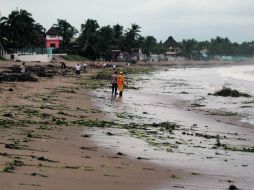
[0,0,253,42]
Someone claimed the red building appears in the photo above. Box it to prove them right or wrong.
[45,27,63,48]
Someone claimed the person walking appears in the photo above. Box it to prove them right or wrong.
[111,71,118,97]
[117,71,125,97]
[75,63,81,77]
[60,62,67,76]
[20,62,26,73]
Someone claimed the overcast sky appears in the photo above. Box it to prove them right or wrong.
[0,0,253,43]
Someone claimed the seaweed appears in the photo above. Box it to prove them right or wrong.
[212,87,251,98]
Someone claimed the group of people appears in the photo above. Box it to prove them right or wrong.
[59,62,87,77]
[111,71,125,98]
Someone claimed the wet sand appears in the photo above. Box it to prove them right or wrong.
[91,62,254,190]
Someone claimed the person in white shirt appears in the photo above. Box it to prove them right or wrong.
[75,63,81,76]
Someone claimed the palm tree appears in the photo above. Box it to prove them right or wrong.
[79,19,100,59]
[112,24,123,50]
[54,19,78,51]
[0,9,44,51]
[124,23,141,52]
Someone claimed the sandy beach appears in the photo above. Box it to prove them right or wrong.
[0,60,175,190]
[1,60,254,190]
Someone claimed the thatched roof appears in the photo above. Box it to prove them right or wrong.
[46,26,61,35]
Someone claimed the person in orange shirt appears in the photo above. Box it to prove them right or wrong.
[117,72,125,97]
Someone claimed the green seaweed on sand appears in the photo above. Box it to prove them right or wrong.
[223,145,254,153]
[0,119,19,128]
[78,78,106,89]
[72,119,116,128]
[1,159,24,173]
[52,118,69,126]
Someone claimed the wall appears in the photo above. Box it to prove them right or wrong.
[3,53,52,62]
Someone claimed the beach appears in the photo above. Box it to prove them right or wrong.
[0,60,254,190]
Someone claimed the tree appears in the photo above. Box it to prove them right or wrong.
[124,23,141,52]
[209,36,233,56]
[98,25,114,59]
[143,36,157,55]
[0,9,45,50]
[78,19,100,59]
[180,39,199,59]
[112,24,124,50]
[54,19,78,51]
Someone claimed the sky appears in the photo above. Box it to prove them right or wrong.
[0,0,254,43]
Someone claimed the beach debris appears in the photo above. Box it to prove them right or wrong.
[5,143,20,149]
[142,167,155,171]
[30,172,48,178]
[137,157,150,160]
[229,185,238,190]
[37,156,58,163]
[19,183,41,187]
[211,87,251,98]
[81,134,92,138]
[3,112,14,118]
[117,152,125,156]
[172,185,185,188]
[191,172,200,175]
[0,73,38,82]
[106,132,114,136]
[80,146,98,151]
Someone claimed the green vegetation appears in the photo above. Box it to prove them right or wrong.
[0,119,19,128]
[2,9,254,60]
[212,87,251,98]
[2,159,24,173]
[60,55,88,61]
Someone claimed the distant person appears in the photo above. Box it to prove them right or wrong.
[20,62,26,73]
[75,63,81,76]
[117,71,125,97]
[111,71,118,97]
[113,64,116,70]
[60,62,67,76]
[83,62,87,72]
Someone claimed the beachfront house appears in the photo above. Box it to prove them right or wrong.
[164,46,178,60]
[131,48,146,62]
[45,26,63,49]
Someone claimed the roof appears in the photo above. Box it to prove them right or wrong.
[46,26,61,35]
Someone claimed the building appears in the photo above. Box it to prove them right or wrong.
[131,48,146,61]
[45,27,63,49]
